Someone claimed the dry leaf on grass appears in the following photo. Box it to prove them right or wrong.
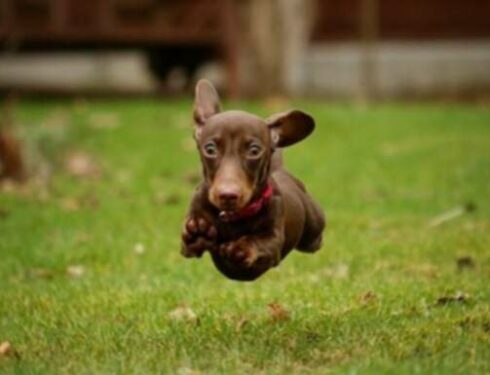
[457,256,475,271]
[359,291,377,305]
[177,367,201,375]
[322,263,349,279]
[0,341,11,355]
[436,291,468,306]
[168,306,199,323]
[28,268,55,279]
[235,316,249,333]
[133,243,145,255]
[65,151,101,179]
[428,203,476,228]
[267,302,289,322]
[66,265,85,278]
[0,341,20,359]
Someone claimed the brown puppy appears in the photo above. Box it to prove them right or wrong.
[181,80,325,281]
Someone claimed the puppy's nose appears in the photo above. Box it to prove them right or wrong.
[218,189,240,205]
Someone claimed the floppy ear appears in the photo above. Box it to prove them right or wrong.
[193,79,221,128]
[266,110,315,148]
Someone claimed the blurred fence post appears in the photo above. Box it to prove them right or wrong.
[280,0,315,96]
[245,0,314,97]
[248,0,283,96]
[0,98,25,182]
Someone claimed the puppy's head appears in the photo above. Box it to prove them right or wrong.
[193,80,315,214]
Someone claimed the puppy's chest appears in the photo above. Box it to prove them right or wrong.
[215,221,254,243]
[214,215,272,243]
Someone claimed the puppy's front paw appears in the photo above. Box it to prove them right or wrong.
[218,237,259,268]
[181,217,217,258]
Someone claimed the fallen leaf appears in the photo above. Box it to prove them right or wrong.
[177,367,201,375]
[321,263,349,279]
[235,316,249,333]
[0,341,11,355]
[65,151,101,179]
[457,256,475,271]
[0,341,19,359]
[429,202,477,228]
[359,290,377,305]
[267,302,289,322]
[28,268,55,280]
[436,291,468,306]
[134,243,145,255]
[66,265,85,278]
[168,306,198,323]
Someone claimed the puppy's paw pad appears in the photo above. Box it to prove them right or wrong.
[183,217,216,240]
[219,240,259,267]
[181,216,217,257]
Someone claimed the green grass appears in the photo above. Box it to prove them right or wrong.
[1,98,489,374]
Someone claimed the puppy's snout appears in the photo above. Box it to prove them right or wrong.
[218,187,240,207]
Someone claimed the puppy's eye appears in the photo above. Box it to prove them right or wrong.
[203,142,218,158]
[247,143,263,158]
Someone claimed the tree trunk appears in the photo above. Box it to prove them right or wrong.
[245,0,314,97]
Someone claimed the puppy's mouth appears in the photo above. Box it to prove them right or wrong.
[209,188,253,216]
[219,202,239,213]
[210,196,248,213]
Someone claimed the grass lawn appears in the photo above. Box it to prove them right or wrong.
[1,98,489,374]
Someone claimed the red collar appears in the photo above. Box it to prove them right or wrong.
[219,182,273,222]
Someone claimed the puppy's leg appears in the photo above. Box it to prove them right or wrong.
[296,195,326,253]
[212,230,284,281]
[212,199,285,281]
[181,215,217,258]
[217,233,281,268]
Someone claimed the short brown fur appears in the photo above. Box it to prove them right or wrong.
[181,80,325,281]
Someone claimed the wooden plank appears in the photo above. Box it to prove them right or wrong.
[312,0,490,41]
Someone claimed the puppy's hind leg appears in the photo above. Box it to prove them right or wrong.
[296,196,326,253]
